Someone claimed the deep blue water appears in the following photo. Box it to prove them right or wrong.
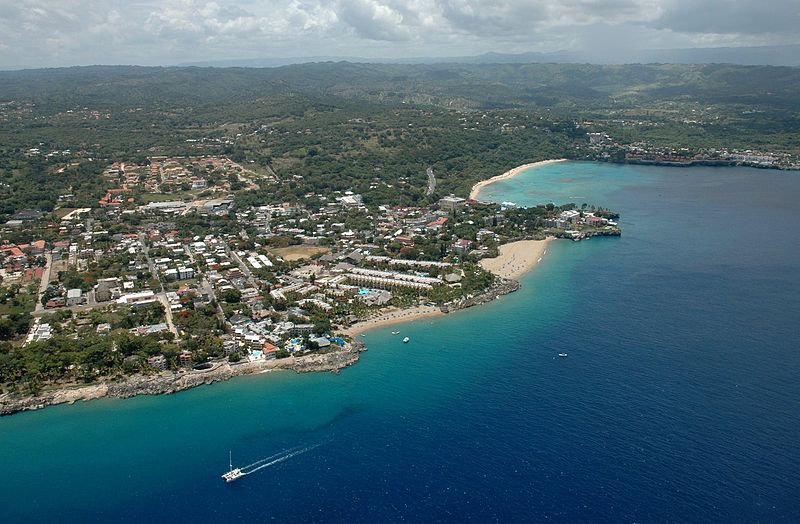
[2,163,799,522]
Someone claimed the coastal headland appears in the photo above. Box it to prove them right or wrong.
[469,159,568,200]
[0,342,366,416]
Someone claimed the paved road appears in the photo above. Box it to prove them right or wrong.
[32,299,102,317]
[34,252,53,313]
[142,233,178,337]
[141,233,159,283]
[425,166,436,196]
[156,292,179,337]
[227,248,259,289]
[199,277,226,319]
[185,243,226,320]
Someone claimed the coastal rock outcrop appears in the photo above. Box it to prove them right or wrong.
[440,278,521,314]
[0,345,365,416]
[291,341,366,374]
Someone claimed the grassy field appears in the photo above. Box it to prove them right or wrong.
[0,295,35,317]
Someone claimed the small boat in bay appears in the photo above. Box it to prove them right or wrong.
[402,337,410,343]
[391,331,400,335]
[222,451,244,483]
[558,353,568,358]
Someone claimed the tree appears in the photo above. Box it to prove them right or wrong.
[0,319,15,340]
[222,288,241,304]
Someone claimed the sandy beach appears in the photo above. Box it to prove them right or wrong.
[479,238,553,280]
[343,239,554,337]
[469,158,567,200]
[341,305,444,338]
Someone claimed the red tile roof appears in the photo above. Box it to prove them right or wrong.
[1,246,24,257]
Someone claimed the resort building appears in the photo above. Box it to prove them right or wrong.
[346,268,441,291]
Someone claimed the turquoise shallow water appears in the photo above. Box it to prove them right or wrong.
[1,162,799,522]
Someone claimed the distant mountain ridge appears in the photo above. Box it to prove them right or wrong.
[180,44,800,68]
[3,61,800,116]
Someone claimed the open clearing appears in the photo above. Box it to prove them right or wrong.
[271,245,331,261]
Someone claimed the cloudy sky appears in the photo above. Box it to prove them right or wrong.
[0,0,797,68]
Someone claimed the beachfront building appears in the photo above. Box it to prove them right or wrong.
[439,194,466,211]
[290,324,316,336]
[310,336,332,349]
[345,268,440,291]
[147,355,167,370]
[559,210,581,224]
[179,350,193,366]
[365,256,452,269]
[357,288,393,306]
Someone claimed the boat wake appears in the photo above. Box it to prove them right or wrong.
[240,442,325,476]
[239,449,296,473]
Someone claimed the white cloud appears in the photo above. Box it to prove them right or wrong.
[337,0,414,41]
[0,0,796,68]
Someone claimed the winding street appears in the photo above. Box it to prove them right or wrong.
[425,166,436,196]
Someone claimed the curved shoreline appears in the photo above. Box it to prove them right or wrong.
[469,159,568,200]
[342,305,444,338]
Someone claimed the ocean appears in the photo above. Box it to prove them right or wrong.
[1,162,798,522]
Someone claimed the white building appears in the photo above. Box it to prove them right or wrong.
[66,288,84,306]
[117,290,156,305]
[439,194,466,211]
